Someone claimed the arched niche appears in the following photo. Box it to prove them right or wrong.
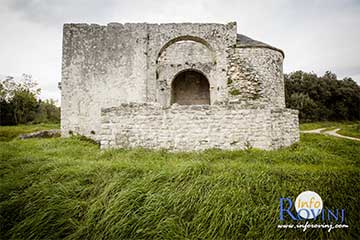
[171,70,210,105]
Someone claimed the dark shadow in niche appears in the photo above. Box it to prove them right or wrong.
[171,70,210,105]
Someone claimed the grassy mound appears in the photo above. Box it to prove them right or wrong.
[0,129,359,239]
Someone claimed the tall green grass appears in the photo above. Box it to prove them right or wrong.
[0,131,359,239]
[338,123,360,138]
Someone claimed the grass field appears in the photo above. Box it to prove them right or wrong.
[0,124,359,239]
[0,123,59,141]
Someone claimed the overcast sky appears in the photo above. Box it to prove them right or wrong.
[1,0,359,102]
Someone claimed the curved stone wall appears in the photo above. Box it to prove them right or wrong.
[226,47,285,108]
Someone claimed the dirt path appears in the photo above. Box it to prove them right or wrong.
[300,128,360,141]
[300,128,327,134]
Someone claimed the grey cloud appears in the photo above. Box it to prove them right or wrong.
[4,0,118,25]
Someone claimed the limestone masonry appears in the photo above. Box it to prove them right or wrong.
[61,22,299,151]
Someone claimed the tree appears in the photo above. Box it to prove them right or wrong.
[0,74,59,125]
[285,71,360,122]
[34,99,60,123]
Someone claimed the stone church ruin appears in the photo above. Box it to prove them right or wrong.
[61,22,299,151]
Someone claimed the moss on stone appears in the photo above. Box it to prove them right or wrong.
[230,88,241,96]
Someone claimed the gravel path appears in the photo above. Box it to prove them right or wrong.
[300,128,360,141]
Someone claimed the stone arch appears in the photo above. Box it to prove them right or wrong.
[171,69,210,105]
[157,35,216,64]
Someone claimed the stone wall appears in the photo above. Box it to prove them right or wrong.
[154,24,236,106]
[61,21,300,151]
[99,103,299,151]
[226,47,285,108]
[61,23,149,138]
[270,108,300,149]
[61,22,237,139]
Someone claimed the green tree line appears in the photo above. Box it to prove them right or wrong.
[285,71,360,122]
[0,74,60,125]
